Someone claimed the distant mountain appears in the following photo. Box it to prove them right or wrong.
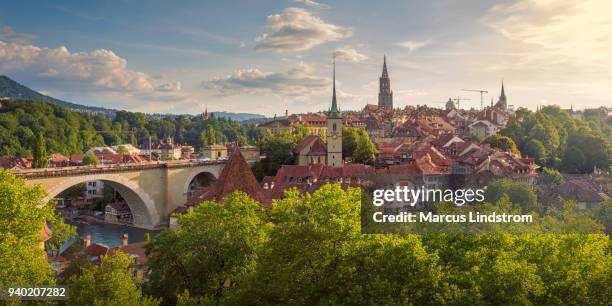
[0,75,266,121]
[0,75,117,116]
[210,111,266,122]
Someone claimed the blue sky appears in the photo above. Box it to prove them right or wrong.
[0,0,610,115]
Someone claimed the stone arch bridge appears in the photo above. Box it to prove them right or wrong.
[12,161,226,229]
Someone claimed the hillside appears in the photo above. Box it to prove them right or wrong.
[210,111,266,122]
[0,75,265,121]
[0,75,116,116]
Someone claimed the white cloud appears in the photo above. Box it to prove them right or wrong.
[293,0,330,9]
[204,62,330,96]
[333,45,368,62]
[396,40,430,52]
[482,0,612,66]
[155,82,182,92]
[0,40,182,99]
[254,7,351,52]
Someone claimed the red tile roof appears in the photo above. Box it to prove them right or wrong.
[83,243,111,258]
[186,148,270,207]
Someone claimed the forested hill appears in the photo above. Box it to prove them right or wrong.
[0,75,116,116]
[0,100,262,157]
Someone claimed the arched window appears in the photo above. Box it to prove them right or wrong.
[333,123,337,131]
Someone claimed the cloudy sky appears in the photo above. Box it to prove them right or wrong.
[0,0,610,115]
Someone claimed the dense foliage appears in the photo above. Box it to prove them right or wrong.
[0,169,56,286]
[145,192,268,304]
[501,106,611,173]
[68,252,159,305]
[143,185,611,305]
[0,100,262,157]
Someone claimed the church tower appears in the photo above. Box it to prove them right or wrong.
[378,55,393,108]
[495,81,507,110]
[326,58,343,167]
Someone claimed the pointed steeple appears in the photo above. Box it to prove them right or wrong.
[496,80,507,110]
[382,55,389,78]
[378,55,393,108]
[329,57,340,118]
[187,147,270,207]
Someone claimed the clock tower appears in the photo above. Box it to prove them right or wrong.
[326,58,343,167]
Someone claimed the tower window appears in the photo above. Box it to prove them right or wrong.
[333,123,337,131]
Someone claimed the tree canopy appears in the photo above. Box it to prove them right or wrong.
[0,169,55,286]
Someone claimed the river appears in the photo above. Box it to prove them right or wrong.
[62,219,160,251]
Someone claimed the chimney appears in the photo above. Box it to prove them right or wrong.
[84,234,91,247]
[122,233,129,246]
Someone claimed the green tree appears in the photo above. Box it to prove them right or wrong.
[592,199,612,234]
[32,131,48,168]
[352,129,377,164]
[483,134,520,155]
[199,131,208,147]
[145,191,268,304]
[46,218,77,256]
[562,146,586,173]
[484,179,539,212]
[208,127,216,145]
[539,167,564,185]
[68,252,159,305]
[0,169,55,285]
[232,185,443,305]
[342,127,359,159]
[524,139,548,164]
[83,152,99,165]
[258,132,297,176]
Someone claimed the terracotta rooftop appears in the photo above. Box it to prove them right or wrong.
[186,148,271,208]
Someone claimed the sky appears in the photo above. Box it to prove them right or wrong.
[0,0,610,116]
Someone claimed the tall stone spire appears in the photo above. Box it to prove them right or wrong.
[378,55,393,108]
[382,55,389,78]
[329,57,340,118]
[496,80,507,110]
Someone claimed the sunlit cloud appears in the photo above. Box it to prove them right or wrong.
[254,7,351,52]
[333,45,369,62]
[397,40,431,52]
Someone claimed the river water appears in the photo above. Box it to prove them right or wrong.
[63,219,160,250]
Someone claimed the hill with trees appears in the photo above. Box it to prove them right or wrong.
[0,100,262,157]
[500,105,611,173]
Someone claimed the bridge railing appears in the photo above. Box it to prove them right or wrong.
[11,159,226,179]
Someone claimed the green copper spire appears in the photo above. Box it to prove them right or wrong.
[329,57,340,118]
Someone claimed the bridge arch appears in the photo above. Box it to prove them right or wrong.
[183,170,218,199]
[43,174,160,229]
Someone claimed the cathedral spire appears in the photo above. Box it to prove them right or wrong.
[378,55,393,108]
[500,80,506,100]
[382,55,388,78]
